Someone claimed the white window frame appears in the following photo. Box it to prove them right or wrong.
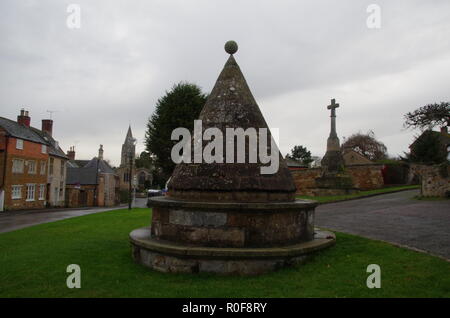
[42,144,47,154]
[28,160,36,174]
[12,159,24,173]
[54,187,59,202]
[26,184,36,201]
[11,185,22,199]
[16,139,23,150]
[39,184,46,200]
[49,157,54,176]
[40,161,46,175]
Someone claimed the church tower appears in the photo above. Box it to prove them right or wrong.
[121,125,136,167]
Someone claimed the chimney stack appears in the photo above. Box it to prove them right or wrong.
[17,108,31,127]
[67,146,75,161]
[441,126,448,134]
[41,119,53,136]
[98,144,104,160]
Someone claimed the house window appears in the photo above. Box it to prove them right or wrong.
[42,144,47,154]
[12,159,24,173]
[49,158,54,176]
[40,161,46,175]
[16,139,24,150]
[11,185,22,199]
[28,160,36,174]
[26,184,36,201]
[60,161,65,177]
[39,184,46,200]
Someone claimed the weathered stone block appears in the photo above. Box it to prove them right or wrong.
[169,209,227,227]
[207,227,245,247]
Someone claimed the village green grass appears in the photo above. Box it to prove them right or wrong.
[297,185,420,203]
[0,207,449,298]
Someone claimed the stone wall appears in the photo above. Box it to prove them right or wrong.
[410,163,450,197]
[291,168,322,196]
[65,185,95,208]
[291,164,384,195]
[346,164,384,190]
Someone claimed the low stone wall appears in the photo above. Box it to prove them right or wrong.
[346,164,384,190]
[291,164,384,195]
[410,163,450,197]
[291,168,322,196]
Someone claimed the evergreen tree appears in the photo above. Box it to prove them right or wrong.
[145,82,208,180]
[287,145,313,166]
[410,130,447,165]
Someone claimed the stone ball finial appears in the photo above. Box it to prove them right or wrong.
[224,41,238,55]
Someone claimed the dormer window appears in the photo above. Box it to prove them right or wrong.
[16,139,23,150]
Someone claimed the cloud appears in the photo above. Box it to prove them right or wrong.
[0,0,449,165]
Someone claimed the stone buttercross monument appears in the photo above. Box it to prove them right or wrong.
[129,41,335,275]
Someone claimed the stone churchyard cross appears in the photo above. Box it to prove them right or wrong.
[316,97,355,193]
[327,98,339,138]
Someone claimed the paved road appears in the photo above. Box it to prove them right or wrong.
[316,190,450,260]
[0,198,149,234]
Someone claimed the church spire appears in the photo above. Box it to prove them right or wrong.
[121,125,136,167]
[125,125,133,143]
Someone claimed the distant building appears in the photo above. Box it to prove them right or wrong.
[117,126,136,192]
[116,126,152,192]
[31,120,68,207]
[409,126,450,160]
[285,157,308,171]
[342,148,373,166]
[0,109,68,211]
[66,145,119,207]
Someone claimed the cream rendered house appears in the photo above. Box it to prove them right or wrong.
[32,119,68,207]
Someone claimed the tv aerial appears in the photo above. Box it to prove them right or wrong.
[46,110,59,119]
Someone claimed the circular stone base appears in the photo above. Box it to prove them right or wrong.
[130,227,335,275]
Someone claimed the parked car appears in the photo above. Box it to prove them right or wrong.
[147,189,163,197]
[147,189,163,207]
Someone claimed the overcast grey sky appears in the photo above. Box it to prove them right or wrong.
[1,0,449,166]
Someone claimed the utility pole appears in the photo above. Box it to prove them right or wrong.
[128,150,133,210]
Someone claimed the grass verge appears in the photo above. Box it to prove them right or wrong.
[297,185,419,204]
[0,207,449,298]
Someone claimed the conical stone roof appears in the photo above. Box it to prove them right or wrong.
[168,42,296,202]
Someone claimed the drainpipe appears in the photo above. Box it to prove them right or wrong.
[0,135,9,212]
[1,135,9,188]
[1,135,9,185]
[128,150,132,210]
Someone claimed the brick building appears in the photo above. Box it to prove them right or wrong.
[66,145,120,207]
[0,110,68,211]
[0,111,46,210]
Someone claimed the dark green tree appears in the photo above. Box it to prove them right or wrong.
[404,102,450,130]
[410,130,447,165]
[135,151,153,169]
[287,145,313,166]
[145,82,208,180]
